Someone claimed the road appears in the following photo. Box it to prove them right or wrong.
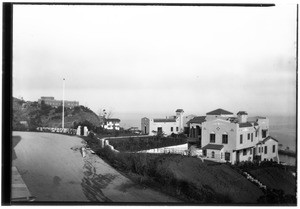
[12,131,179,202]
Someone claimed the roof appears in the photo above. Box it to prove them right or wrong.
[106,118,120,122]
[202,144,224,150]
[257,136,278,145]
[188,116,206,124]
[206,108,233,115]
[237,111,248,115]
[234,145,255,151]
[176,109,184,113]
[263,136,278,143]
[239,122,253,128]
[153,118,176,123]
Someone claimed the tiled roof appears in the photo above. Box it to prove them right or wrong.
[206,108,233,115]
[153,118,176,123]
[176,109,184,113]
[188,116,206,124]
[239,122,253,128]
[237,111,248,115]
[202,144,224,150]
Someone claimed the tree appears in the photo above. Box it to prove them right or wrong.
[97,107,114,119]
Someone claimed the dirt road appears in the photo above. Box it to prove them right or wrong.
[12,131,179,202]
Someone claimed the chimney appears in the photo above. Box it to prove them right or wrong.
[237,111,248,123]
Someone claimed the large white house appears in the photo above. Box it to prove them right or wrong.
[141,109,184,136]
[103,118,121,130]
[188,108,279,164]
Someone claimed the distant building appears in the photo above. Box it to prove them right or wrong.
[103,118,121,130]
[38,96,79,108]
[141,109,184,136]
[187,108,279,164]
[183,114,197,134]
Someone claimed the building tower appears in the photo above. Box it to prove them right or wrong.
[176,109,184,132]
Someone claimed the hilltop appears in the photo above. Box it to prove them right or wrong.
[12,97,101,131]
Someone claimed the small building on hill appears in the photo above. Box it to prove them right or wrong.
[103,118,121,130]
[38,96,79,108]
[141,109,184,136]
[187,108,279,164]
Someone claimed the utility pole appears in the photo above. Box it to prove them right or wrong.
[62,78,65,129]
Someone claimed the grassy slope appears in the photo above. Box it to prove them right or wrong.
[158,155,263,203]
[83,135,264,203]
[248,167,296,195]
[46,109,100,128]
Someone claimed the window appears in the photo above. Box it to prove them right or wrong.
[171,127,173,132]
[243,149,247,156]
[262,129,267,138]
[248,133,250,140]
[176,127,179,131]
[273,145,275,153]
[264,146,267,154]
[259,147,261,153]
[250,149,252,155]
[222,134,228,144]
[221,152,223,159]
[210,133,216,143]
[240,134,243,144]
[251,133,253,142]
[211,151,215,158]
[255,130,258,137]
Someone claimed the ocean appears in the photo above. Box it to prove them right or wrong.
[268,115,296,152]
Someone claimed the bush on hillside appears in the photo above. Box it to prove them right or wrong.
[257,188,296,204]
[40,101,52,115]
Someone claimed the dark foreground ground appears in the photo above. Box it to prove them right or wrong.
[12,131,179,202]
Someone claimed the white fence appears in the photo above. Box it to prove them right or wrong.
[36,127,77,135]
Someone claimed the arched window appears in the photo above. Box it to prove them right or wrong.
[212,151,215,158]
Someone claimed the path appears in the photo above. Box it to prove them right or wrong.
[12,131,179,202]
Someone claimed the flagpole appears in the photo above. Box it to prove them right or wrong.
[62,78,65,129]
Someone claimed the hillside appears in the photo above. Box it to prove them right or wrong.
[248,167,296,195]
[12,97,100,130]
[156,155,263,203]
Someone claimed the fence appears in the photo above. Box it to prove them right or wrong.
[138,147,188,155]
[36,127,77,135]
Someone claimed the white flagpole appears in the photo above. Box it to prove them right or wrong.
[62,78,65,129]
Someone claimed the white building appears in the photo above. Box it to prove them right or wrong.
[141,109,184,136]
[104,118,121,130]
[187,108,279,164]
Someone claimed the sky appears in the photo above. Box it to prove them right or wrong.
[13,4,297,128]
